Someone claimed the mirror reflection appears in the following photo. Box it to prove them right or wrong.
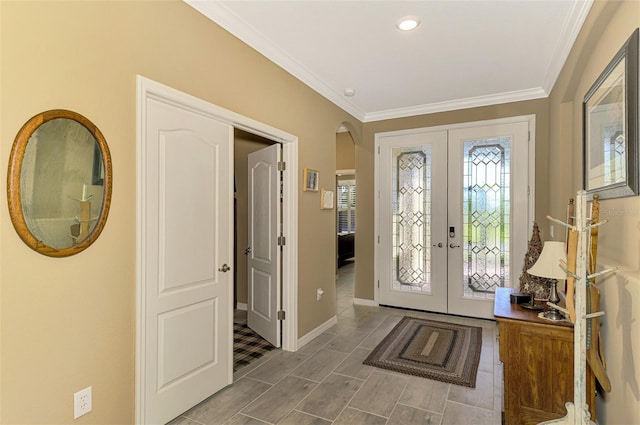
[21,118,103,248]
[8,110,112,257]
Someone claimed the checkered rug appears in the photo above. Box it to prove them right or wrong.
[233,323,276,371]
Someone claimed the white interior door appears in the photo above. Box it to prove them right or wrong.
[376,119,531,319]
[247,144,280,347]
[141,95,232,424]
[447,122,530,318]
[378,130,449,312]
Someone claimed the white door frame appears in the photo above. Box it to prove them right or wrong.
[135,76,299,424]
[374,115,535,307]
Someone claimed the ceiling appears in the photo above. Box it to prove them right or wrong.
[185,0,594,122]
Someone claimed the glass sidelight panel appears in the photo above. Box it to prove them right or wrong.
[392,147,432,293]
[463,138,511,296]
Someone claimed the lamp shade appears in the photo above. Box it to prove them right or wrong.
[528,241,567,280]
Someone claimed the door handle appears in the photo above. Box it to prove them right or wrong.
[218,264,231,272]
[244,247,251,255]
[432,242,443,248]
[449,243,460,248]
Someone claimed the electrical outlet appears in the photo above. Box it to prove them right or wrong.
[316,288,324,301]
[74,386,92,419]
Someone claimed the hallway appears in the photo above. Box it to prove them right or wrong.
[170,262,502,425]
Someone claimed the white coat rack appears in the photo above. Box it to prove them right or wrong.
[539,191,616,425]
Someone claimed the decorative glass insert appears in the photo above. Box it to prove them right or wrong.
[392,146,431,293]
[463,138,511,295]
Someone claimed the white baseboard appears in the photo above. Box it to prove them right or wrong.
[297,315,337,350]
[236,303,248,311]
[353,298,378,307]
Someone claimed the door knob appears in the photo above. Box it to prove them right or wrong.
[244,247,251,255]
[218,264,230,272]
[432,242,443,248]
[449,243,460,248]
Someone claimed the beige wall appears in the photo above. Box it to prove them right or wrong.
[336,131,356,170]
[355,99,549,300]
[548,1,640,423]
[0,1,356,423]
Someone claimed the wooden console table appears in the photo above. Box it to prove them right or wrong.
[494,287,595,424]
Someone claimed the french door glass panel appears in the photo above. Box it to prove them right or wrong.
[463,138,511,296]
[393,147,431,291]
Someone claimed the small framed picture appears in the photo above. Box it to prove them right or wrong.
[303,168,319,192]
[321,189,334,209]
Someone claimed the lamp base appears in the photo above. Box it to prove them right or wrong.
[544,309,565,321]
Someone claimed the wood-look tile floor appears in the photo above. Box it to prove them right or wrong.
[170,261,503,425]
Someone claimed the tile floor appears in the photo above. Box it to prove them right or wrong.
[170,261,503,425]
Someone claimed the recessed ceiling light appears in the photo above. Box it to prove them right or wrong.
[396,16,421,31]
[344,88,356,97]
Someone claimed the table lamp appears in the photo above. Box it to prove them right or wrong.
[527,241,567,320]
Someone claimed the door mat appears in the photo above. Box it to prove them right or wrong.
[363,316,482,387]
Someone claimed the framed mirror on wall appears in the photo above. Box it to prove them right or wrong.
[583,28,639,200]
[7,109,113,257]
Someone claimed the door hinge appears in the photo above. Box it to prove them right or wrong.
[277,310,286,320]
[277,161,286,171]
[378,146,380,154]
[277,235,286,246]
[377,235,380,243]
[377,280,380,288]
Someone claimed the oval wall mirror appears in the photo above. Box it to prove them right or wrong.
[7,109,112,257]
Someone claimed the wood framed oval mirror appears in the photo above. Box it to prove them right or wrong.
[7,109,112,257]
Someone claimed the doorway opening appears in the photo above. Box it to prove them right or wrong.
[233,129,281,370]
[136,76,299,424]
[335,128,356,314]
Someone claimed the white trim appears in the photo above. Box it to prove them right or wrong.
[364,88,547,122]
[236,303,248,311]
[296,316,337,349]
[528,117,537,230]
[353,298,378,307]
[374,114,536,308]
[135,75,299,424]
[542,0,595,93]
[336,169,356,176]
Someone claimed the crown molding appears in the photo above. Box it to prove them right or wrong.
[184,0,367,121]
[542,0,595,93]
[363,87,548,122]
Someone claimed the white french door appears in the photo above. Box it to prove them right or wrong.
[378,130,449,312]
[377,118,532,319]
